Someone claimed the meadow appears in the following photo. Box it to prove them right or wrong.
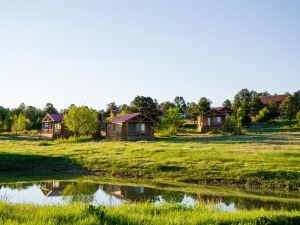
[0,128,300,224]
[0,133,299,188]
[0,130,299,191]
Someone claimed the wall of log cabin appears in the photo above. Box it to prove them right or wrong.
[197,114,227,133]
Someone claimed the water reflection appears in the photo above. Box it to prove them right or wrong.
[0,181,298,211]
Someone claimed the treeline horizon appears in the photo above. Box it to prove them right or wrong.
[1,88,300,132]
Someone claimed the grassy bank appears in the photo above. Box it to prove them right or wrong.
[0,202,299,225]
[0,131,299,190]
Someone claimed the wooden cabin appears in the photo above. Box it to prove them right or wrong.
[41,114,73,139]
[106,113,154,141]
[197,106,232,133]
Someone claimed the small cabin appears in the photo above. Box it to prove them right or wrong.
[106,113,154,141]
[197,106,232,133]
[41,114,73,139]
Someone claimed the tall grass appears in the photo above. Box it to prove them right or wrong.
[0,202,299,225]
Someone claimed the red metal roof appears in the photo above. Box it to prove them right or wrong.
[203,106,232,115]
[109,113,152,123]
[259,95,289,105]
[48,114,64,122]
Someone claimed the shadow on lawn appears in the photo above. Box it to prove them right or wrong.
[157,133,300,145]
[0,152,82,172]
[0,135,43,142]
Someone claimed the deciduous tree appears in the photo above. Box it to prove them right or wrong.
[64,106,98,136]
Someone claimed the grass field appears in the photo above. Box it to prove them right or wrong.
[0,201,299,225]
[0,130,299,191]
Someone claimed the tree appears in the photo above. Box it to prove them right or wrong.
[279,96,297,121]
[233,89,252,111]
[197,97,211,114]
[266,101,279,122]
[11,114,30,134]
[237,107,251,126]
[223,99,232,108]
[23,106,43,130]
[297,111,300,126]
[119,104,131,115]
[43,103,58,115]
[186,102,199,122]
[248,96,264,115]
[173,96,187,113]
[0,106,11,132]
[293,90,300,111]
[159,101,175,110]
[157,108,184,135]
[64,105,98,136]
[130,96,159,118]
[105,102,119,117]
[253,108,271,123]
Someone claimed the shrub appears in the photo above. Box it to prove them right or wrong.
[156,108,184,136]
[54,135,93,144]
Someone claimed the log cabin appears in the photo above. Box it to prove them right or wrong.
[106,113,154,141]
[197,106,232,133]
[41,114,73,139]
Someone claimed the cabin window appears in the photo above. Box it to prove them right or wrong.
[44,123,51,129]
[112,124,117,132]
[207,118,211,126]
[136,123,145,133]
[216,117,222,124]
[54,123,61,129]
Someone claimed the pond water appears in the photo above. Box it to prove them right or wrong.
[0,180,299,211]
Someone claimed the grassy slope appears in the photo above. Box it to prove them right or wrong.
[0,202,299,225]
[0,131,299,190]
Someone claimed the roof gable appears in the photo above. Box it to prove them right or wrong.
[42,114,63,123]
[203,106,232,116]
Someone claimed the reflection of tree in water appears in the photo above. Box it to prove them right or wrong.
[159,190,186,203]
[62,183,99,203]
[1,182,36,191]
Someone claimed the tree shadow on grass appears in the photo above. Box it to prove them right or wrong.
[0,152,82,172]
[0,135,43,142]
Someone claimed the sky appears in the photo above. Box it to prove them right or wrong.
[0,0,299,110]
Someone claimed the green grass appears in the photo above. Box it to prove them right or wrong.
[0,202,299,225]
[0,130,299,190]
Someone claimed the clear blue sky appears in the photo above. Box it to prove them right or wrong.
[0,0,299,110]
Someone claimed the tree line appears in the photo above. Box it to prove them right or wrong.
[1,89,300,134]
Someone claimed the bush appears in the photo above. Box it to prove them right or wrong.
[54,135,94,144]
[156,108,184,136]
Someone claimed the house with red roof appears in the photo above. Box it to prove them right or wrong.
[259,94,289,106]
[41,113,73,139]
[197,106,232,132]
[106,113,154,141]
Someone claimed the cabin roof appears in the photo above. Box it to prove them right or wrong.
[259,94,289,105]
[109,113,153,123]
[202,106,232,116]
[48,114,64,122]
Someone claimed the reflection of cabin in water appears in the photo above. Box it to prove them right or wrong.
[197,106,232,132]
[106,113,154,141]
[102,184,158,202]
[41,114,73,139]
[40,181,70,197]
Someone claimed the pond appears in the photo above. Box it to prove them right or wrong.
[0,180,299,211]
